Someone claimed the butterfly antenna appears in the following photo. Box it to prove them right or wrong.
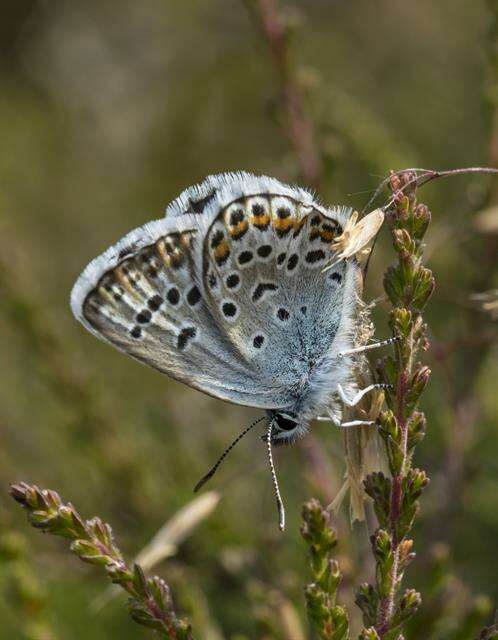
[194,416,265,493]
[266,419,286,532]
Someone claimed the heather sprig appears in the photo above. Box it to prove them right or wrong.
[9,483,193,640]
[300,498,349,640]
[478,622,498,640]
[357,172,434,639]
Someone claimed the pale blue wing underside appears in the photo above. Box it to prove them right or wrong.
[70,173,357,410]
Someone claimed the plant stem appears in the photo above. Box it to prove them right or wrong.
[244,0,323,189]
[9,482,193,640]
[358,171,434,639]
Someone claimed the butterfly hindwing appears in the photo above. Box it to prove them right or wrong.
[202,192,354,395]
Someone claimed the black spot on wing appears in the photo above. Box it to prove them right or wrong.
[230,209,244,225]
[167,287,180,305]
[238,250,253,265]
[226,273,240,289]
[277,307,290,321]
[257,244,272,258]
[210,230,224,249]
[252,282,278,303]
[222,301,237,318]
[287,254,299,271]
[189,191,216,213]
[277,207,291,219]
[136,310,152,324]
[305,249,326,264]
[186,285,201,306]
[130,326,142,339]
[148,295,163,311]
[177,326,197,350]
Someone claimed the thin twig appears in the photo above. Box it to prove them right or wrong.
[362,166,498,215]
[245,0,323,189]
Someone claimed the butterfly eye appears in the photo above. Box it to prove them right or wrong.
[274,412,298,431]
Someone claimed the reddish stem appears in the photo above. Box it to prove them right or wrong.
[252,0,323,189]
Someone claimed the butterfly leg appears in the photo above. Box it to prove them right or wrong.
[338,336,399,358]
[316,415,376,428]
[337,382,392,408]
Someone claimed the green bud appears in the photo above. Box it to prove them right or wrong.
[132,564,150,598]
[406,364,431,409]
[87,517,121,560]
[411,266,435,310]
[392,228,416,255]
[391,589,421,628]
[106,559,134,585]
[176,619,194,640]
[376,357,397,393]
[128,599,164,631]
[372,530,394,597]
[390,308,412,339]
[355,583,378,627]
[405,469,430,502]
[149,576,172,612]
[412,203,431,240]
[304,583,330,624]
[387,437,405,476]
[384,265,405,305]
[359,628,380,640]
[407,412,426,450]
[330,605,349,640]
[399,250,416,290]
[397,539,415,571]
[378,410,398,440]
[301,499,338,554]
[71,539,112,566]
[364,472,391,528]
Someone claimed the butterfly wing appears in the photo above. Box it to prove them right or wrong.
[199,189,359,403]
[71,173,360,411]
[71,215,283,407]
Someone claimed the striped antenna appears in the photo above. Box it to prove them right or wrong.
[266,419,285,532]
[194,416,265,493]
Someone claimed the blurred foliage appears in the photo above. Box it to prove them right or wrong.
[0,0,497,638]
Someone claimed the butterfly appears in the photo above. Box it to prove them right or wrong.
[71,172,388,530]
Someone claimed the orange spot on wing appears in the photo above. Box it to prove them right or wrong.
[228,219,249,238]
[273,217,295,232]
[251,213,270,229]
[214,240,230,264]
[320,229,336,242]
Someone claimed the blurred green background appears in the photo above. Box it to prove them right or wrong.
[1,1,497,638]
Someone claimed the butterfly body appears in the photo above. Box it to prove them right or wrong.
[71,173,370,444]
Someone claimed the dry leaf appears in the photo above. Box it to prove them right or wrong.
[324,208,384,271]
